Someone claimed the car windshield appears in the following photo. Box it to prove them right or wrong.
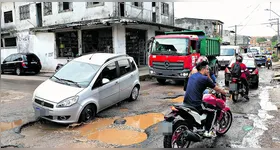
[229,59,255,68]
[51,60,101,88]
[220,48,235,56]
[151,38,189,55]
[243,59,255,68]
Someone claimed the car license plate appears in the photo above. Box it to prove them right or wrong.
[229,83,237,91]
[159,121,173,135]
[35,107,49,117]
[31,62,37,64]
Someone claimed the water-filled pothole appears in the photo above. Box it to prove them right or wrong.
[87,129,147,146]
[0,120,23,132]
[73,113,164,146]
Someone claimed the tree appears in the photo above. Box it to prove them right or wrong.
[271,35,277,43]
[257,37,267,43]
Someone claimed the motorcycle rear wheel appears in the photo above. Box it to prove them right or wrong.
[232,93,238,102]
[163,121,192,148]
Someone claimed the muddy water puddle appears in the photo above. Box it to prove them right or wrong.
[0,119,23,132]
[73,113,164,146]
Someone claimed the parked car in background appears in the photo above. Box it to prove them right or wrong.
[224,57,259,88]
[32,53,140,124]
[1,53,42,75]
[254,54,267,66]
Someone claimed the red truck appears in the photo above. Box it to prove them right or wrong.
[147,30,221,84]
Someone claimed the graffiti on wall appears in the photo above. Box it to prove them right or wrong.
[17,32,30,53]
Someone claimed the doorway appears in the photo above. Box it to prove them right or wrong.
[36,3,42,27]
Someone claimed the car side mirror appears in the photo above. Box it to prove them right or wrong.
[102,78,110,85]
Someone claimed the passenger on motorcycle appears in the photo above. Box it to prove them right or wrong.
[184,61,228,138]
[230,55,250,101]
[266,57,272,67]
[184,56,217,92]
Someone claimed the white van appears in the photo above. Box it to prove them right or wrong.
[217,45,240,69]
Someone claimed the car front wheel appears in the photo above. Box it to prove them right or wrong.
[129,85,140,101]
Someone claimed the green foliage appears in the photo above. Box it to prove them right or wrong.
[271,35,278,43]
[257,37,267,43]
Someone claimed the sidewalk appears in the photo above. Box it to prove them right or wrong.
[38,66,151,81]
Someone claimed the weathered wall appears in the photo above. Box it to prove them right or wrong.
[1,2,16,31]
[32,32,67,70]
[43,2,114,26]
[159,2,174,26]
[14,2,37,31]
[175,18,215,36]
[125,2,152,22]
[1,48,17,63]
[223,30,231,43]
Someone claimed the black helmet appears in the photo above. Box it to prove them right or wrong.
[236,55,243,62]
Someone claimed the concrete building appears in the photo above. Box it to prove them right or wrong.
[1,2,185,70]
[174,17,224,38]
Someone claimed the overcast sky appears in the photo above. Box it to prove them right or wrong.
[174,0,280,37]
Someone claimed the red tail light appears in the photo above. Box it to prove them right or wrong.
[149,55,153,67]
[232,78,237,82]
[225,67,231,73]
[21,61,26,67]
[252,68,258,75]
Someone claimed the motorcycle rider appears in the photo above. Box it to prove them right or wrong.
[266,57,272,68]
[230,55,250,101]
[184,56,217,91]
[184,60,228,138]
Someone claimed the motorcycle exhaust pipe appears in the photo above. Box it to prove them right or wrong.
[183,130,201,142]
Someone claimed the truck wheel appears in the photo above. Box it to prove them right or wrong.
[157,79,166,84]
[214,63,219,77]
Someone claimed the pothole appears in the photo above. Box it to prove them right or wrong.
[86,128,147,146]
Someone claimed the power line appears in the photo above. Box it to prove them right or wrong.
[237,4,260,26]
[238,6,261,33]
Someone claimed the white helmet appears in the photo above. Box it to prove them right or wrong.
[196,56,208,65]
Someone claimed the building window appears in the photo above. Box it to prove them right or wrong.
[86,2,104,8]
[44,2,52,16]
[133,2,143,7]
[4,37,17,47]
[19,5,30,20]
[152,2,156,7]
[4,11,13,23]
[1,39,3,48]
[161,2,169,15]
[58,2,73,13]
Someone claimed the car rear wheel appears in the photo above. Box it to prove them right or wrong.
[34,70,40,74]
[15,67,22,76]
[129,85,140,101]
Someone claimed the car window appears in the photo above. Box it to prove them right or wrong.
[93,62,117,88]
[23,54,40,62]
[129,58,136,71]
[4,55,13,62]
[12,54,22,61]
[118,59,131,76]
[102,62,118,81]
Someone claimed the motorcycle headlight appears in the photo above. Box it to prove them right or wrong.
[57,96,79,108]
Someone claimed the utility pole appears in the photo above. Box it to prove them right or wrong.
[235,25,237,46]
[0,2,2,77]
[269,18,280,56]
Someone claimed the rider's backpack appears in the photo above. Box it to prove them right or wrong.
[231,63,241,78]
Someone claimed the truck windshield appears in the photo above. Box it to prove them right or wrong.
[220,48,235,56]
[151,38,189,55]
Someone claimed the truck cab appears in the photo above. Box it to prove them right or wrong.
[147,30,220,84]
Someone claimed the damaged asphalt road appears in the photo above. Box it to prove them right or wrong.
[1,67,280,148]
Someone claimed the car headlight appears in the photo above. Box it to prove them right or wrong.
[57,96,79,108]
[180,72,189,76]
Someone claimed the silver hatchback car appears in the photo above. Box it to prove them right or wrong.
[32,53,140,124]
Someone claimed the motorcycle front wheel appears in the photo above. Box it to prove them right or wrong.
[163,121,192,148]
[216,110,233,136]
[232,93,238,102]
